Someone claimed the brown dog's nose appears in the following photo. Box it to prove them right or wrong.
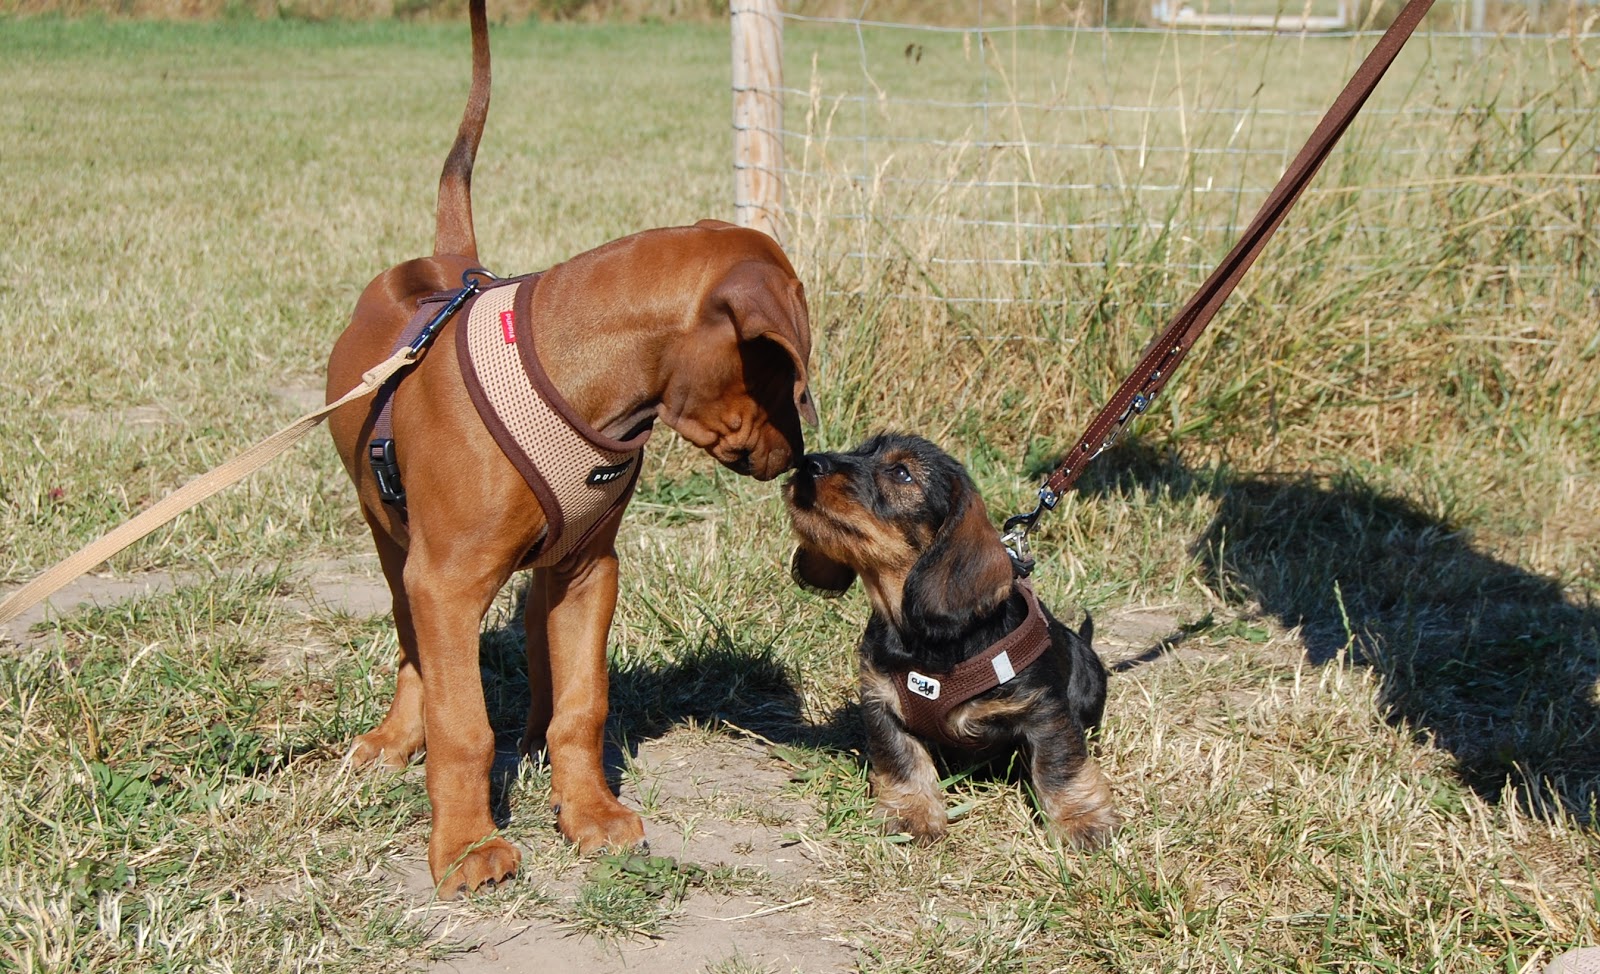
[801,454,831,478]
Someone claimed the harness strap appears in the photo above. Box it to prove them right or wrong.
[456,273,651,567]
[892,581,1053,748]
[367,293,451,507]
[371,292,455,445]
[367,273,519,508]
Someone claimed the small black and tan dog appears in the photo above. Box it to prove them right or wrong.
[784,433,1117,847]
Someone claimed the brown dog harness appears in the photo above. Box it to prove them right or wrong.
[893,581,1052,748]
[372,271,651,567]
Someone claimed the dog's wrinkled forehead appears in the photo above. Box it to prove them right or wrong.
[836,432,971,522]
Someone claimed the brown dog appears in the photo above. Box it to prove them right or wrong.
[785,434,1117,847]
[325,0,815,896]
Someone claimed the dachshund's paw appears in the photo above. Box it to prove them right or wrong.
[429,833,521,899]
[555,797,646,854]
[876,797,948,842]
[1041,760,1119,849]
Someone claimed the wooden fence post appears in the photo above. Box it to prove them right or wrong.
[731,0,784,244]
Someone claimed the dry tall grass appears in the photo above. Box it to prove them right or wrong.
[5,0,1577,29]
[777,18,1599,822]
[0,14,1595,973]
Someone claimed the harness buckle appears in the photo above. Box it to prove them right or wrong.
[369,438,405,506]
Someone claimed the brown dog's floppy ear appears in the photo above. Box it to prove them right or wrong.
[713,260,819,428]
[901,486,1015,640]
[789,544,856,597]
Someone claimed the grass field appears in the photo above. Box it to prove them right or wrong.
[1,13,1597,974]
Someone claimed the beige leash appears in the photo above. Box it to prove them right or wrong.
[0,350,416,628]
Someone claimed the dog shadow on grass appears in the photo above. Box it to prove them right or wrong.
[1079,443,1600,821]
[472,584,847,826]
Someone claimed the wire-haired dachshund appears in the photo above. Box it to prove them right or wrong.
[784,433,1117,847]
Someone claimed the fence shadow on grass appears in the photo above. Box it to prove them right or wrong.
[1081,442,1600,822]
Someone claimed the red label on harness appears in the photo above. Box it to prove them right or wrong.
[499,309,516,344]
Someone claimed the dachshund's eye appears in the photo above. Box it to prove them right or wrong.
[887,464,913,484]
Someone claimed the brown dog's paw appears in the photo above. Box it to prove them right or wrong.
[349,727,423,769]
[555,797,646,854]
[1041,760,1120,850]
[430,833,521,899]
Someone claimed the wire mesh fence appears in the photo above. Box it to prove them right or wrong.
[756,2,1598,329]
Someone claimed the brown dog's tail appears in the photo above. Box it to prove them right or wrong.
[434,0,491,260]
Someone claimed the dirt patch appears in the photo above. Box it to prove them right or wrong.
[0,556,391,654]
[0,570,183,651]
[419,731,857,974]
[435,903,853,974]
[293,555,392,619]
[413,607,1194,974]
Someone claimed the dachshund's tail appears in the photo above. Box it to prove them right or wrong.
[434,0,490,260]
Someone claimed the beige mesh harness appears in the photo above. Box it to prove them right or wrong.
[452,273,651,567]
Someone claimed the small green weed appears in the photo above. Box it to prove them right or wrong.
[568,852,707,940]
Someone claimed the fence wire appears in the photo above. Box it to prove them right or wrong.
[758,2,1599,321]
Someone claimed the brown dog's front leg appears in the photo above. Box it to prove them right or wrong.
[543,546,645,853]
[404,538,522,897]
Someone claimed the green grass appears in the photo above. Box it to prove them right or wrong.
[2,14,1598,974]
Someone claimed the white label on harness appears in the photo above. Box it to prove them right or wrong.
[991,651,1016,684]
[906,671,941,700]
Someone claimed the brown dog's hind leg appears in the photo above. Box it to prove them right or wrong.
[350,512,426,768]
[403,536,522,897]
[520,570,553,758]
[543,542,646,853]
[1026,714,1118,849]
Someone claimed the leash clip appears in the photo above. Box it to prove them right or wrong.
[405,268,495,355]
[1001,486,1058,578]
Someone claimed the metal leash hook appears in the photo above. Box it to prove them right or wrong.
[1003,386,1154,576]
[1001,485,1059,578]
[405,267,496,355]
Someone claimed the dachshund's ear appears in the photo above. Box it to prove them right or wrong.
[789,544,857,597]
[901,486,1015,640]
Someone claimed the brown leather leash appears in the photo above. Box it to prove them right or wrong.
[1001,0,1437,573]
